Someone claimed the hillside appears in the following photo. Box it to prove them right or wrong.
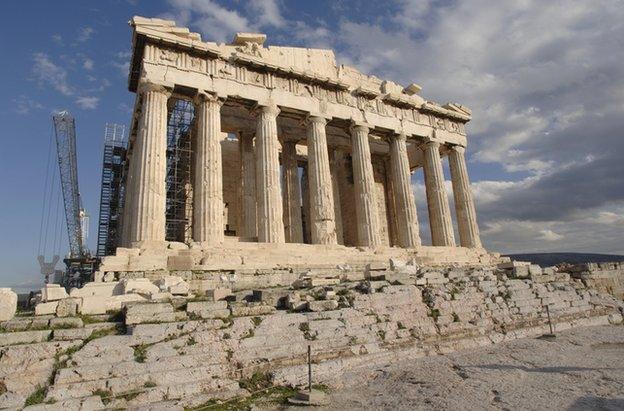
[505,252,624,267]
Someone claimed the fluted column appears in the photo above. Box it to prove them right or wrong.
[301,165,311,243]
[129,81,171,245]
[306,115,337,245]
[255,104,284,243]
[329,149,344,245]
[282,141,303,243]
[120,153,134,247]
[448,145,482,248]
[422,140,455,246]
[239,131,257,239]
[389,134,421,248]
[193,92,224,244]
[350,123,381,247]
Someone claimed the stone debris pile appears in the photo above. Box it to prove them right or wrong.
[0,261,622,409]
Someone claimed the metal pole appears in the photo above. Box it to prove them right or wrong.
[546,304,554,335]
[307,344,312,392]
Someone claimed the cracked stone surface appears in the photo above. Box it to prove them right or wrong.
[306,325,624,411]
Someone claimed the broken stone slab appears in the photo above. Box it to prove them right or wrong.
[0,288,18,321]
[308,300,339,312]
[125,302,183,325]
[70,281,123,298]
[0,330,52,347]
[50,317,84,329]
[56,297,83,317]
[35,301,59,316]
[41,284,68,302]
[154,276,190,295]
[186,300,230,319]
[122,278,161,296]
[251,289,289,307]
[230,304,276,317]
[207,288,234,302]
[1,317,33,332]
[53,327,94,341]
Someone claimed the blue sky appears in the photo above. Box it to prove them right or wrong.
[1,0,623,291]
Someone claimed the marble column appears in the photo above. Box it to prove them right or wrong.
[193,92,224,244]
[239,131,257,239]
[120,152,134,247]
[128,81,171,245]
[306,115,337,245]
[329,149,344,245]
[448,145,482,248]
[389,134,421,248]
[255,104,285,243]
[301,164,311,244]
[422,140,455,247]
[282,141,303,243]
[350,123,381,247]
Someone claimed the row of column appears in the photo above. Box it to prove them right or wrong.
[123,81,481,249]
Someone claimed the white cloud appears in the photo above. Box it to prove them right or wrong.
[165,0,250,42]
[14,95,44,115]
[51,34,63,45]
[31,52,73,96]
[83,58,94,70]
[75,96,99,110]
[77,27,94,43]
[250,0,285,28]
[538,229,564,242]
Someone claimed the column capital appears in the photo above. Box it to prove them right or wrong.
[253,103,280,117]
[448,144,466,154]
[421,138,441,149]
[305,112,331,125]
[137,79,173,96]
[349,121,371,134]
[394,133,408,143]
[195,90,225,106]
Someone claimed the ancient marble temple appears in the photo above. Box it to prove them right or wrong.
[114,16,487,270]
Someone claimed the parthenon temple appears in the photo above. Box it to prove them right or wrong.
[103,16,498,273]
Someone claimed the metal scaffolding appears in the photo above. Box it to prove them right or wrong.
[165,99,195,242]
[96,123,128,257]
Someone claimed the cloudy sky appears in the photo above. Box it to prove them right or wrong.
[0,0,623,291]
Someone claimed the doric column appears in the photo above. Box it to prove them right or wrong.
[422,140,455,246]
[239,131,257,239]
[350,123,381,247]
[448,145,482,248]
[306,115,337,245]
[329,149,344,245]
[193,92,224,244]
[254,104,284,243]
[301,164,311,243]
[282,141,303,243]
[128,81,171,245]
[389,134,421,248]
[120,152,134,247]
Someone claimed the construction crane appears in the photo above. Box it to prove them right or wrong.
[51,111,97,287]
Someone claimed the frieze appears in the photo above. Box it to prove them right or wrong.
[143,44,468,136]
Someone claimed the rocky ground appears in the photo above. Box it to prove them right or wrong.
[297,325,624,411]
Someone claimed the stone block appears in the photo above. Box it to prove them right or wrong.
[35,301,59,316]
[154,276,190,295]
[0,329,52,346]
[512,266,530,278]
[122,278,160,296]
[1,317,32,331]
[56,298,82,317]
[50,317,84,329]
[167,255,195,270]
[308,300,339,312]
[53,327,94,341]
[106,294,148,311]
[81,296,109,315]
[389,258,406,270]
[528,265,542,276]
[70,281,123,298]
[230,304,275,317]
[125,302,180,325]
[0,288,17,321]
[206,287,234,302]
[186,300,230,319]
[41,284,68,302]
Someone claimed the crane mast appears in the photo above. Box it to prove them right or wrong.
[50,111,96,287]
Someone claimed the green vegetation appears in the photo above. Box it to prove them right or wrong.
[251,316,263,326]
[428,308,441,320]
[452,312,460,322]
[24,386,46,406]
[144,380,157,388]
[187,336,197,346]
[134,344,148,363]
[93,389,113,405]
